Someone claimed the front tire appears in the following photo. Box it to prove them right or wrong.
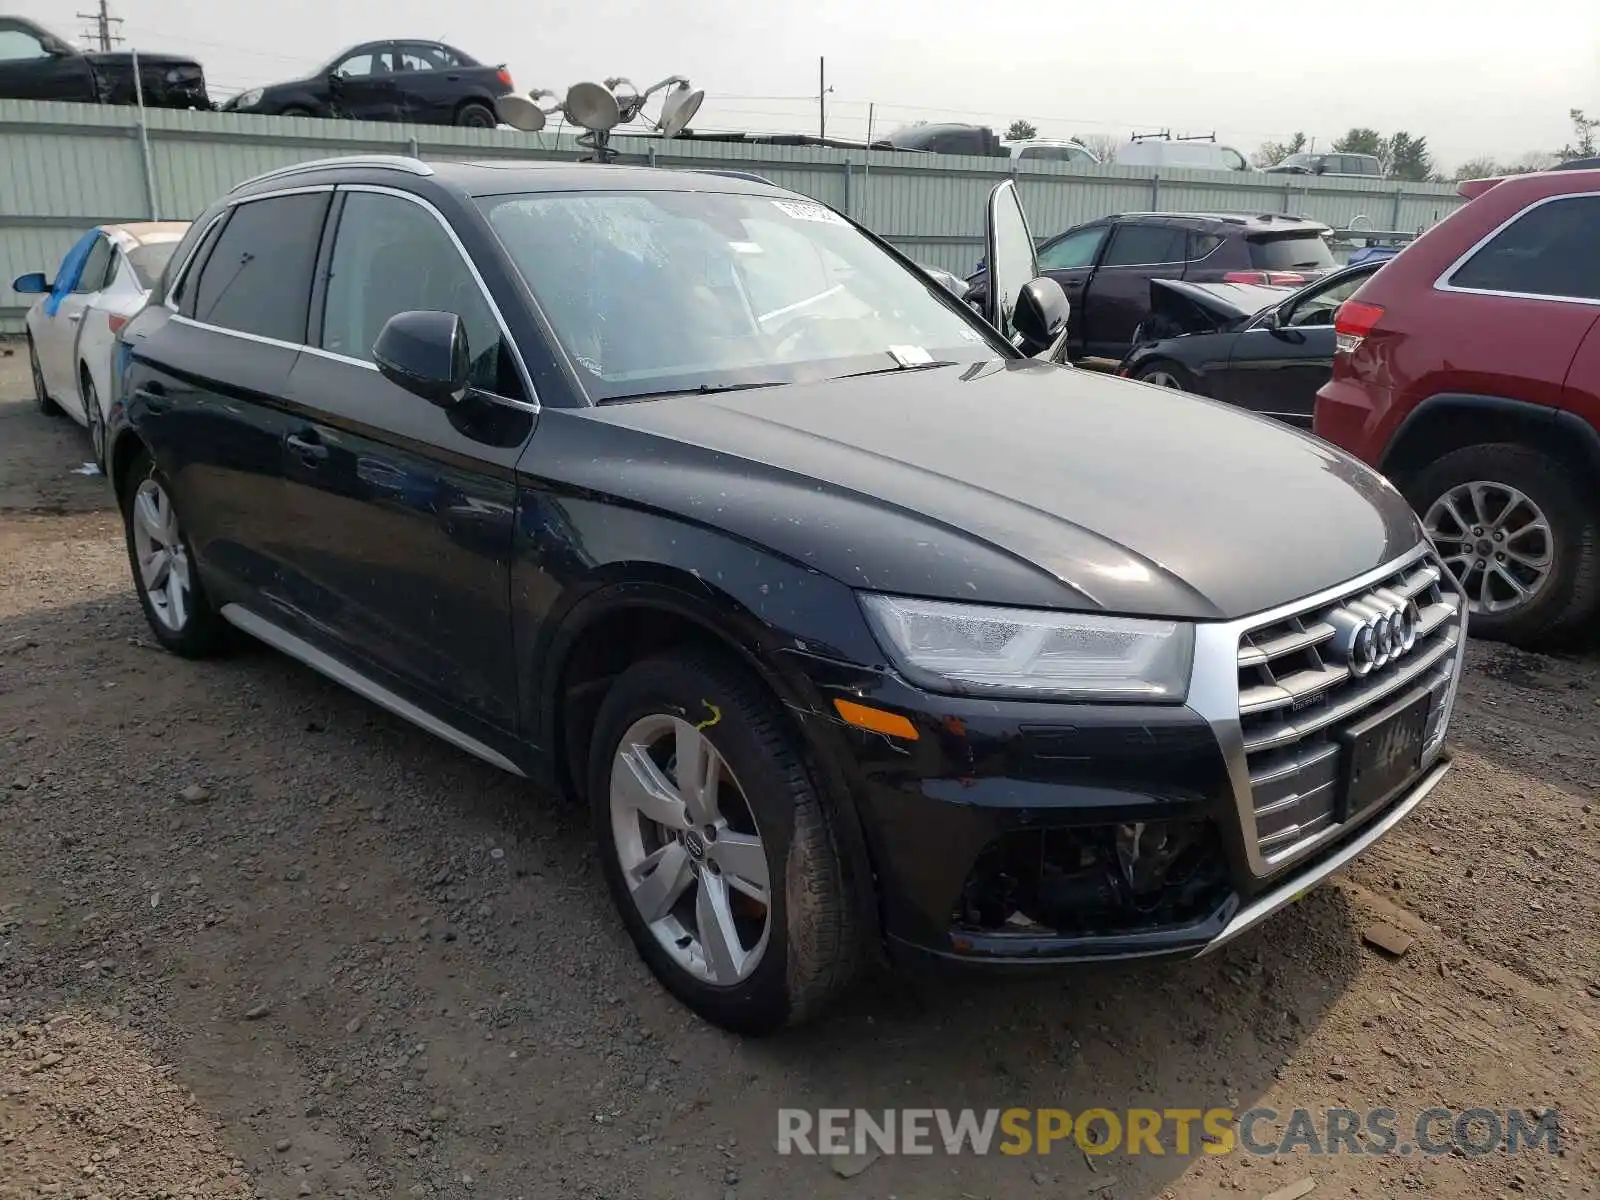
[28,335,60,416]
[1132,360,1192,391]
[120,449,229,658]
[588,652,859,1034]
[1407,443,1600,646]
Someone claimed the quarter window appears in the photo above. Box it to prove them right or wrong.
[188,191,329,342]
[1447,196,1600,301]
[1102,224,1186,267]
[320,190,522,399]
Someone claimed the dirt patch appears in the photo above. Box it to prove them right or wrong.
[0,339,1596,1199]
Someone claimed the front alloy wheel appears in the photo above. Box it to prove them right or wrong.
[610,715,771,985]
[589,652,860,1033]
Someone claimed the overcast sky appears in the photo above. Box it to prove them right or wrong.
[20,0,1599,170]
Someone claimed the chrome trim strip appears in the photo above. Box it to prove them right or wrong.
[170,312,302,353]
[230,154,434,193]
[1185,541,1449,878]
[1199,759,1451,956]
[219,604,525,778]
[1432,190,1600,305]
[162,209,227,312]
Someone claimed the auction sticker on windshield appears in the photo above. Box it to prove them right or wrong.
[772,199,849,226]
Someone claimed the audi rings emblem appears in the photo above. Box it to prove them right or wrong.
[1327,591,1420,677]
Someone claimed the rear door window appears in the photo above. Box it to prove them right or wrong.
[1248,233,1335,271]
[189,191,330,343]
[1447,195,1600,301]
[1102,223,1187,267]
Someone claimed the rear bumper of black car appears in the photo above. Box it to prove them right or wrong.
[786,544,1466,970]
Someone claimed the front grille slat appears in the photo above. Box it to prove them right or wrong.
[1235,553,1465,863]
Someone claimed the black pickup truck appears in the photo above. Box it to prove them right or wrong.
[0,16,210,110]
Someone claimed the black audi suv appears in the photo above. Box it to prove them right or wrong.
[106,155,1466,1033]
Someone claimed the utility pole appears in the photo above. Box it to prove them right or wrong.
[76,0,123,51]
[818,57,833,141]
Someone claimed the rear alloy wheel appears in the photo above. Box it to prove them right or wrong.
[589,652,860,1034]
[81,370,106,469]
[121,451,228,657]
[28,336,60,416]
[1410,443,1600,646]
[456,102,497,128]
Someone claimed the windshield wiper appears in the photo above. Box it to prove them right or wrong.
[838,359,955,380]
[599,381,791,404]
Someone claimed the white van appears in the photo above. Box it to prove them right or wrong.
[1114,140,1252,172]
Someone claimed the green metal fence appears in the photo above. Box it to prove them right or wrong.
[0,98,1468,332]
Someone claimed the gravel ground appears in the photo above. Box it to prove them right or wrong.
[0,337,1596,1200]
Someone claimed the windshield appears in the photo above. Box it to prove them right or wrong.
[478,190,1004,401]
[126,242,178,292]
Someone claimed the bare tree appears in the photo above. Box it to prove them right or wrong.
[1072,132,1120,162]
[1556,108,1599,160]
[1252,132,1306,168]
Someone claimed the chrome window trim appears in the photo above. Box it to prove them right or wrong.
[229,154,434,194]
[332,184,539,413]
[1184,540,1460,880]
[1432,190,1600,306]
[160,185,336,313]
[171,312,302,352]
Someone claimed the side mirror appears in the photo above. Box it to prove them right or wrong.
[11,272,50,295]
[1013,277,1070,357]
[373,311,470,407]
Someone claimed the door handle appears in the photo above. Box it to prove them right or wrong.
[68,311,83,323]
[286,431,329,463]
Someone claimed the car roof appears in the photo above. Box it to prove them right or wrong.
[102,221,190,246]
[1109,211,1330,232]
[228,155,797,201]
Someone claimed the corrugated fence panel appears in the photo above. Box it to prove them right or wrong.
[1,99,1469,331]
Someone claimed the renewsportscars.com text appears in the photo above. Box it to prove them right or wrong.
[777,1106,1561,1158]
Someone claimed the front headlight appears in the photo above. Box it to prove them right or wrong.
[859,594,1194,702]
[235,88,264,109]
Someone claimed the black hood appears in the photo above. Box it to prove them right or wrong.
[562,360,1424,621]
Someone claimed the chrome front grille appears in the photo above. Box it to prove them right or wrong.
[1235,557,1464,864]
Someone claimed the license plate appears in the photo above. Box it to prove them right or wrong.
[1338,690,1430,819]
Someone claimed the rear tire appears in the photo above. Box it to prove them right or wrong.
[28,335,60,416]
[81,367,106,470]
[1406,442,1600,647]
[456,101,497,129]
[588,651,860,1034]
[120,449,230,658]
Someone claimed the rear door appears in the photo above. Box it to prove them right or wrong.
[126,190,330,606]
[1081,220,1189,356]
[276,185,534,740]
[1033,222,1109,350]
[391,42,464,124]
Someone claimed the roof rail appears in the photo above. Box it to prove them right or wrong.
[694,169,777,186]
[231,154,434,193]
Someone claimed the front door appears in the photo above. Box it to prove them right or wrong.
[36,232,114,417]
[0,20,96,101]
[326,45,407,121]
[1033,223,1108,352]
[277,186,534,739]
[1221,270,1372,426]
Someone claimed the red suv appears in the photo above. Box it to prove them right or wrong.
[1314,168,1600,647]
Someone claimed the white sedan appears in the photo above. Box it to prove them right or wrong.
[13,222,189,467]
